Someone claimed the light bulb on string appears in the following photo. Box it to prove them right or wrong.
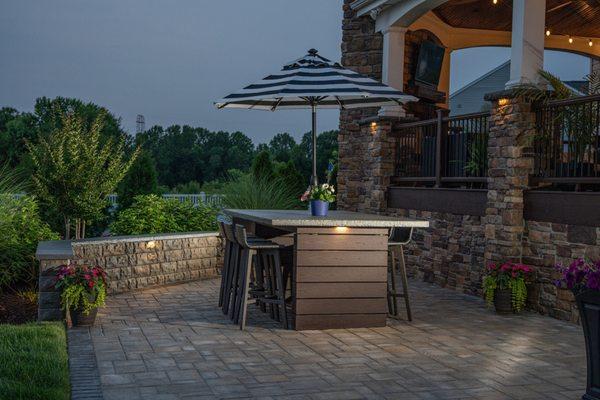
[545,29,551,37]
[568,36,573,44]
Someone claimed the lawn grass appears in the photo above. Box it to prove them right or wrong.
[0,322,70,400]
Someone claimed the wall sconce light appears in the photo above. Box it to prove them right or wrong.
[370,121,378,134]
[498,98,509,106]
[147,240,156,249]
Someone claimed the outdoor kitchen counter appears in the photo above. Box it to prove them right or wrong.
[224,209,429,330]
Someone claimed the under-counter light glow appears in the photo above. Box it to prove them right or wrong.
[335,226,349,233]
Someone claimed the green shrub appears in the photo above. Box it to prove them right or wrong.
[221,174,301,210]
[110,194,218,235]
[117,151,159,209]
[0,195,59,290]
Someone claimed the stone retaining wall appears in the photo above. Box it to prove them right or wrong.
[37,232,222,321]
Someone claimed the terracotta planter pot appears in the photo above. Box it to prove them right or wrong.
[493,288,512,315]
[70,307,98,327]
[575,290,600,400]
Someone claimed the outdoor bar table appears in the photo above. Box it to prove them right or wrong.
[224,209,429,330]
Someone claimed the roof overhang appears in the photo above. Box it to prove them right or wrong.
[350,0,401,17]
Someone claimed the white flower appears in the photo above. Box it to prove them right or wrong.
[331,186,335,193]
[322,183,329,189]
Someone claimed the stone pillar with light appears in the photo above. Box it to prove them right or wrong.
[483,90,536,267]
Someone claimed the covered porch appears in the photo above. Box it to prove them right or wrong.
[337,0,600,323]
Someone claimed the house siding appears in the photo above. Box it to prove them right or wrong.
[449,62,510,115]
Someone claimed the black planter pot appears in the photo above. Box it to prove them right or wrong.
[70,307,98,327]
[576,290,600,400]
[494,288,513,315]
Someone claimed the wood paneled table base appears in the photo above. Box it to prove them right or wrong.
[224,209,429,330]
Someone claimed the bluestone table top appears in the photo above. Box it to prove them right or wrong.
[224,209,430,228]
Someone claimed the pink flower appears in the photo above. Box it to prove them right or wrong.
[84,274,91,281]
[300,190,310,202]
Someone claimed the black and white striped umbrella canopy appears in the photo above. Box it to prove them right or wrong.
[215,49,417,110]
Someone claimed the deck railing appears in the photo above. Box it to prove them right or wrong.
[534,94,600,188]
[393,110,490,187]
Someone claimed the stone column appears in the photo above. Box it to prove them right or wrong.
[36,240,73,321]
[379,26,408,118]
[505,0,546,88]
[592,58,600,76]
[483,92,536,265]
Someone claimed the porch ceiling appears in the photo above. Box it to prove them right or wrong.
[433,0,600,38]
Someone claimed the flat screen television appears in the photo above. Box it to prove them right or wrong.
[414,41,445,87]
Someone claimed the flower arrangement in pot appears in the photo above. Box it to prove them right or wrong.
[483,262,533,314]
[301,183,335,217]
[556,258,600,400]
[54,264,107,327]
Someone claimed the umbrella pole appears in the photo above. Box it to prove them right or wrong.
[311,103,318,187]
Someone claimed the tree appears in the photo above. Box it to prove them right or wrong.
[275,160,306,196]
[117,151,159,209]
[269,133,297,162]
[28,110,138,239]
[251,150,275,181]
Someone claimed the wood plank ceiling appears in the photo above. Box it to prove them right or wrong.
[433,0,600,38]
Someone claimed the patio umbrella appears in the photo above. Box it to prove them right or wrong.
[215,49,417,186]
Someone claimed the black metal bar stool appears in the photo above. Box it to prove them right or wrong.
[233,224,289,330]
[217,220,233,309]
[388,227,413,321]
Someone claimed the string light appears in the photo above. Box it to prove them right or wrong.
[589,39,594,47]
[568,36,573,44]
[492,0,498,4]
[545,29,551,36]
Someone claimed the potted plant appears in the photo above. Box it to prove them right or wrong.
[301,183,335,217]
[556,258,600,400]
[483,262,533,314]
[54,264,107,326]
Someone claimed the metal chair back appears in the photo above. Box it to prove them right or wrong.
[235,224,251,248]
[388,227,413,246]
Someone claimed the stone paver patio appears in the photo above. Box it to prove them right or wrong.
[73,278,586,400]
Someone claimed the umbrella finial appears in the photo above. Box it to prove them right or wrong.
[308,48,318,56]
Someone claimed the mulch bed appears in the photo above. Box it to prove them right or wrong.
[0,292,38,324]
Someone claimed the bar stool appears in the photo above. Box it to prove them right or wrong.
[388,227,413,321]
[233,224,289,330]
[217,220,231,309]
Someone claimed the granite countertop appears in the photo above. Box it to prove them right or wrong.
[224,209,430,228]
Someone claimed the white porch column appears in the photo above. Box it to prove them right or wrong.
[379,26,408,118]
[505,0,546,88]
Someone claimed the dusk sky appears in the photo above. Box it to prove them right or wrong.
[0,1,591,144]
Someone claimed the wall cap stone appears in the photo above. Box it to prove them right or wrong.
[37,231,220,260]
[36,240,74,260]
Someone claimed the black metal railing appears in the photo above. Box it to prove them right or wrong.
[534,94,600,188]
[393,110,490,187]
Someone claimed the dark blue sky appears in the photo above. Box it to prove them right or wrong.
[0,1,590,144]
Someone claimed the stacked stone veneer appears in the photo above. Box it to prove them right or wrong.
[337,2,600,323]
[37,232,222,321]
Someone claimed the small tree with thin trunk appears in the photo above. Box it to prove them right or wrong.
[28,110,138,239]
